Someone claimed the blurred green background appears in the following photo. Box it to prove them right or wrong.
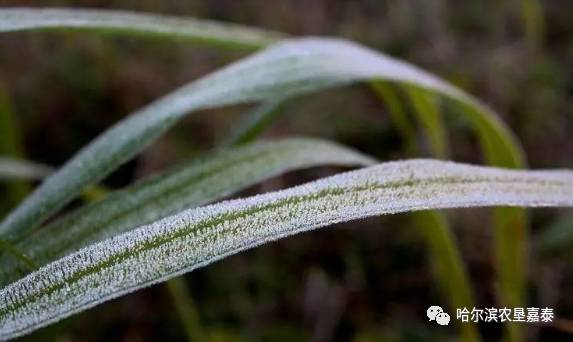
[1,0,572,341]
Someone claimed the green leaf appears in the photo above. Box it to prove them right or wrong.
[165,277,205,342]
[375,83,478,341]
[0,38,524,243]
[370,82,417,156]
[222,99,288,147]
[405,85,449,159]
[413,211,477,341]
[0,86,31,210]
[0,138,374,285]
[0,86,23,159]
[370,41,525,342]
[0,8,282,49]
[1,159,571,339]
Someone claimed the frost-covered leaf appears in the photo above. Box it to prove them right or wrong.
[0,159,572,340]
[0,138,374,285]
[0,158,52,181]
[0,8,282,49]
[0,37,523,240]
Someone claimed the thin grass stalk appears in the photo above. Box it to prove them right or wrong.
[406,85,449,159]
[406,86,479,342]
[0,85,30,212]
[494,207,527,342]
[374,83,479,341]
[413,211,478,341]
[0,86,40,279]
[370,82,417,156]
[166,277,205,342]
[457,103,527,342]
[222,99,288,147]
[521,0,545,49]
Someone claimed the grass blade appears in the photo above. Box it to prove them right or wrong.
[0,38,523,242]
[0,87,24,160]
[0,159,571,340]
[405,85,449,159]
[413,211,477,341]
[375,83,478,341]
[0,138,374,285]
[460,99,529,341]
[0,86,32,212]
[370,41,526,341]
[165,277,205,342]
[404,86,478,341]
[370,82,417,156]
[0,8,282,49]
[222,99,288,147]
[457,102,528,342]
[0,158,53,181]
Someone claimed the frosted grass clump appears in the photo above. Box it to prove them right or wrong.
[1,159,572,340]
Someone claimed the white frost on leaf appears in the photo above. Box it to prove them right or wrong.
[1,159,572,340]
[0,8,282,48]
[0,37,520,241]
[0,138,375,285]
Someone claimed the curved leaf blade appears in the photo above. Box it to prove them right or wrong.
[0,138,374,285]
[0,8,282,49]
[406,85,449,159]
[0,159,571,339]
[0,158,53,181]
[0,38,524,241]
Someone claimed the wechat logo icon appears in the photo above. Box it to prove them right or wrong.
[427,306,450,326]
